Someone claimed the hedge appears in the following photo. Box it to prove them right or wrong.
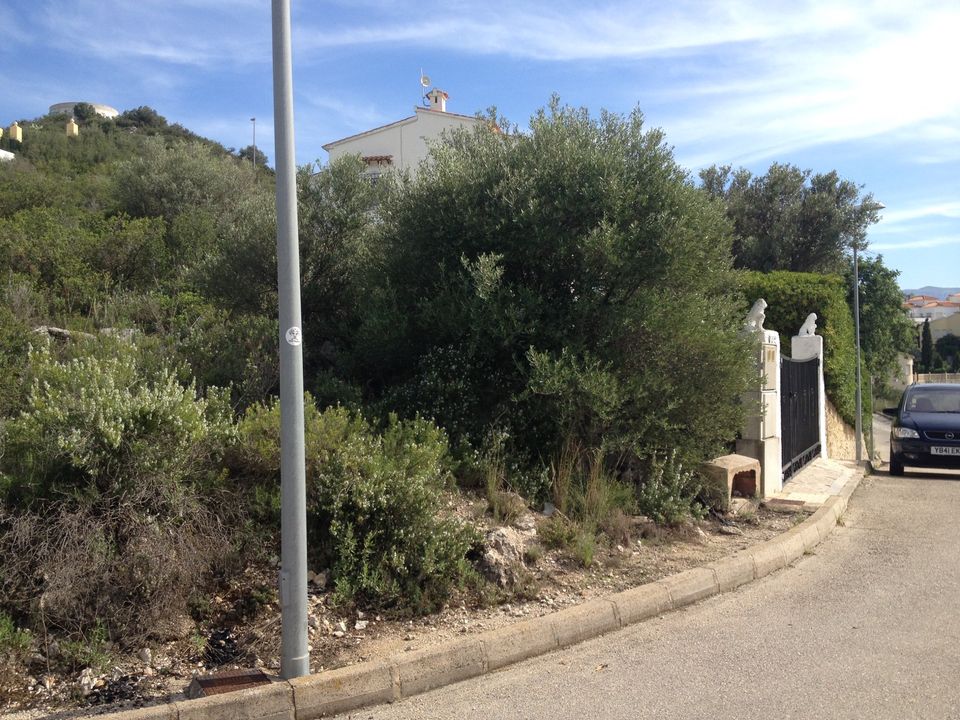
[739,271,869,428]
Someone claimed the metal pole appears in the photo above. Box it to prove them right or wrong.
[251,117,257,172]
[853,243,863,464]
[271,0,309,679]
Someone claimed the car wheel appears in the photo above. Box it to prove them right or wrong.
[889,450,905,476]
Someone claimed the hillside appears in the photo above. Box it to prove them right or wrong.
[903,286,960,299]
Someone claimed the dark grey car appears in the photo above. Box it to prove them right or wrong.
[884,383,960,475]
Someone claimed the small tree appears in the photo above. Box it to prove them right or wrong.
[934,333,960,369]
[71,102,98,125]
[700,162,883,275]
[238,144,269,169]
[920,319,934,372]
[849,255,916,394]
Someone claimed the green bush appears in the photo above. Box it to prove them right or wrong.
[636,450,704,526]
[230,397,478,613]
[348,98,754,479]
[739,270,868,426]
[0,612,32,661]
[0,340,236,642]
[1,341,232,506]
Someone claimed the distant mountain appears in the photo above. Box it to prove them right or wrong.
[903,286,960,300]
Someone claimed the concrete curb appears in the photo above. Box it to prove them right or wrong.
[89,467,863,720]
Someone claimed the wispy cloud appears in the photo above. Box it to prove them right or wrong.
[35,0,270,66]
[871,235,960,251]
[882,202,960,226]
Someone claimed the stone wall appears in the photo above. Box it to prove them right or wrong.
[825,398,868,461]
[825,399,854,460]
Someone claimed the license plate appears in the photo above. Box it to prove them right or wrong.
[931,446,960,456]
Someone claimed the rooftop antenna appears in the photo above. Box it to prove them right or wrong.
[419,70,431,107]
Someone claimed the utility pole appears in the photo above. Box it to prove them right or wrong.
[250,117,257,172]
[853,241,863,464]
[853,201,885,466]
[271,0,309,679]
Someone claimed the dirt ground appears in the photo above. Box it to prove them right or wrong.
[0,502,802,720]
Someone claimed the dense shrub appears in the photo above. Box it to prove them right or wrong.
[346,99,754,481]
[739,270,867,426]
[229,397,478,613]
[0,340,236,642]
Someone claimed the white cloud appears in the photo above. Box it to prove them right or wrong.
[871,235,960,251]
[36,0,270,66]
[882,202,960,226]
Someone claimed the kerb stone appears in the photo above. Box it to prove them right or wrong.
[608,583,671,626]
[549,599,620,648]
[289,662,396,719]
[393,638,485,698]
[657,567,719,607]
[175,680,294,720]
[709,553,756,593]
[481,616,558,671]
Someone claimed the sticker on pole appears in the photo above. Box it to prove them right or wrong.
[284,326,302,346]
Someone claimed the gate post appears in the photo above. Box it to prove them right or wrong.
[790,314,827,460]
[736,299,783,497]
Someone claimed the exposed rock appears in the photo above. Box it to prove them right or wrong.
[137,647,153,666]
[479,527,527,587]
[729,497,759,517]
[33,325,95,341]
[513,512,537,534]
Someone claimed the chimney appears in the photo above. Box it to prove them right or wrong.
[426,88,448,112]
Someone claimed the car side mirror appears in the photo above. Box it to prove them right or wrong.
[882,407,899,418]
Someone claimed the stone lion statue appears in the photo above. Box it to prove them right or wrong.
[798,313,818,337]
[743,298,767,332]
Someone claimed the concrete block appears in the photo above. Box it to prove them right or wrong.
[176,680,294,720]
[290,662,396,719]
[700,454,761,512]
[779,527,807,564]
[709,553,755,593]
[393,638,485,699]
[481,616,558,671]
[549,599,620,648]
[608,583,671,626]
[751,541,787,578]
[98,705,177,720]
[657,567,719,607]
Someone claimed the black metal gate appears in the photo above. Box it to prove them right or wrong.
[781,356,820,480]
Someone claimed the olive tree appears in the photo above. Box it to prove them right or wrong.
[348,99,754,476]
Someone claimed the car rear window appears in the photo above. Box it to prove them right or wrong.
[906,388,960,413]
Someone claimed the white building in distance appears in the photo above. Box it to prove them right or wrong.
[49,102,119,119]
[322,88,480,180]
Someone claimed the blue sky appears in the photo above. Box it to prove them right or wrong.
[2,0,958,290]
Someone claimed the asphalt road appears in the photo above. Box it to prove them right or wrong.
[338,470,960,720]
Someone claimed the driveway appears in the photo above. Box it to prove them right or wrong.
[338,469,960,719]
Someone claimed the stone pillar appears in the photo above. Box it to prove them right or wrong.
[791,319,827,460]
[736,299,783,497]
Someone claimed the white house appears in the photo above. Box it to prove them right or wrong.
[904,294,960,323]
[322,89,481,180]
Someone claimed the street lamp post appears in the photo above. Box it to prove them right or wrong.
[250,117,256,172]
[853,201,885,465]
[271,0,309,679]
